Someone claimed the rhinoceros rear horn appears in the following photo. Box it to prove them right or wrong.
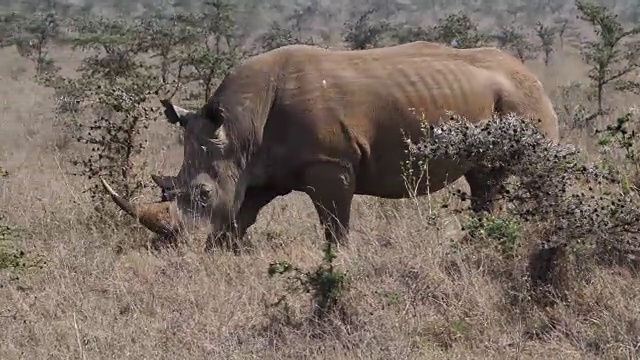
[160,99,190,127]
[99,177,179,237]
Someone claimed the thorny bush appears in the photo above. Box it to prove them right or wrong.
[47,16,162,217]
[268,240,349,322]
[408,112,640,301]
[0,215,44,287]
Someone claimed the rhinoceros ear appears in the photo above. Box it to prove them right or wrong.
[151,174,178,202]
[160,99,190,127]
[151,174,176,190]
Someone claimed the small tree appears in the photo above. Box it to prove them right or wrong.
[133,12,198,94]
[342,8,390,50]
[0,13,25,47]
[430,13,490,49]
[535,21,557,66]
[554,17,569,49]
[282,1,324,41]
[495,25,537,63]
[388,23,432,45]
[176,0,243,102]
[257,21,315,53]
[389,12,489,49]
[575,0,640,127]
[0,10,60,79]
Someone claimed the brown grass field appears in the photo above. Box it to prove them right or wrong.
[2,9,640,359]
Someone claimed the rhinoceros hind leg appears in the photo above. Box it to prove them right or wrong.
[464,166,508,215]
[302,162,356,246]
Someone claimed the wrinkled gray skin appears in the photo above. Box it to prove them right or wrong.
[100,42,560,252]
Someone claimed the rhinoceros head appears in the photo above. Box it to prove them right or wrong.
[101,98,245,240]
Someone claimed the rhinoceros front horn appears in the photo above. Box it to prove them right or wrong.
[99,177,180,237]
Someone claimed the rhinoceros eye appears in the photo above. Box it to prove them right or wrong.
[195,131,217,152]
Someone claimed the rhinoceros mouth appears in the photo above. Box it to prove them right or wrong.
[99,177,181,237]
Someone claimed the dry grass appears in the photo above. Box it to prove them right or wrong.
[1,35,640,359]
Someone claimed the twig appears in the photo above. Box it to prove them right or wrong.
[72,312,86,360]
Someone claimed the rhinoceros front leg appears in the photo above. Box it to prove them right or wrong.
[464,166,508,215]
[204,187,288,253]
[302,162,356,246]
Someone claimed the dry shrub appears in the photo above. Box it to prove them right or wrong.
[409,112,640,304]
